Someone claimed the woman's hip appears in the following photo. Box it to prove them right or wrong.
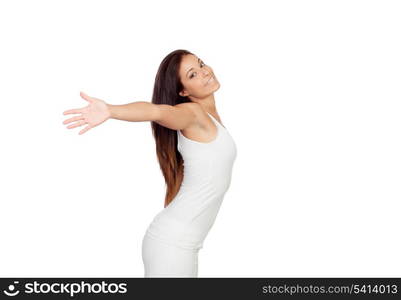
[141,232,199,277]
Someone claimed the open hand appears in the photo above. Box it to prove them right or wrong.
[62,92,111,135]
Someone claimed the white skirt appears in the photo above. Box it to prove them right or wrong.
[142,232,199,277]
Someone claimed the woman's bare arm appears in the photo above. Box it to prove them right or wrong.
[109,101,200,130]
[108,101,158,122]
[62,92,200,135]
[154,103,200,130]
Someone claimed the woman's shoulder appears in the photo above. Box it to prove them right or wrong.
[176,102,202,114]
[179,102,217,119]
[176,102,208,123]
[176,103,220,143]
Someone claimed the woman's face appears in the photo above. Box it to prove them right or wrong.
[178,54,220,100]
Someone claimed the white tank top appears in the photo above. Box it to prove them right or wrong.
[145,112,237,250]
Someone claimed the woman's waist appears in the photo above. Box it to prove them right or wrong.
[144,229,203,251]
[146,215,207,250]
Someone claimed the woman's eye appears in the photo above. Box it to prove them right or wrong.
[189,62,205,78]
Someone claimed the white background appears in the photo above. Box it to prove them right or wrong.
[0,0,400,277]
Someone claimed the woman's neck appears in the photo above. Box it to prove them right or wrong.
[190,93,217,114]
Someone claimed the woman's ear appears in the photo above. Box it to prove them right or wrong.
[179,90,189,97]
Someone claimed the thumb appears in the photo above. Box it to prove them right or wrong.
[80,91,93,103]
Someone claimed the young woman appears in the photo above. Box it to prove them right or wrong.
[62,49,237,277]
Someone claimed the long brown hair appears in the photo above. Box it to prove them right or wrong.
[151,49,193,208]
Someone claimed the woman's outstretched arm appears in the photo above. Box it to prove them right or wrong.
[62,91,199,135]
[108,101,158,122]
[109,101,200,130]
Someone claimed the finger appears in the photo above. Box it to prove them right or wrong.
[63,108,83,115]
[79,125,91,135]
[63,115,84,125]
[80,91,93,103]
[67,120,86,129]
